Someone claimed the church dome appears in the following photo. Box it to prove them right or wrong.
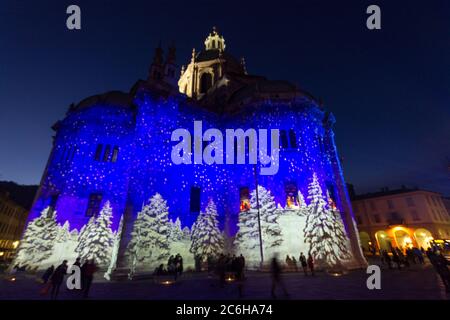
[71,90,135,112]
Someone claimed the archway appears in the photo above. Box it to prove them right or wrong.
[393,228,413,250]
[359,232,371,252]
[414,228,433,250]
[375,231,392,251]
[200,72,213,94]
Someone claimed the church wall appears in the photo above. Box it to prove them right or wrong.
[28,104,136,233]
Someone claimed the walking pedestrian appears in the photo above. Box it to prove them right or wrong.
[42,265,54,284]
[307,253,315,276]
[299,252,308,276]
[50,260,68,300]
[270,254,289,299]
[81,259,97,298]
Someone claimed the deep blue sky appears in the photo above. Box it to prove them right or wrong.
[1,0,449,195]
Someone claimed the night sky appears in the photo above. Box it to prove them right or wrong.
[1,0,449,195]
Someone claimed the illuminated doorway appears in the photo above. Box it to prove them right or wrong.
[393,228,413,249]
[359,232,370,252]
[375,231,391,251]
[414,228,433,250]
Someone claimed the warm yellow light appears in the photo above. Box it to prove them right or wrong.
[380,234,386,238]
[0,252,4,256]
[12,241,19,249]
[10,277,16,282]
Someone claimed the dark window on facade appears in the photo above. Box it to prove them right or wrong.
[410,210,420,221]
[389,212,402,221]
[66,148,72,161]
[103,145,111,162]
[373,214,381,223]
[200,73,213,93]
[239,187,250,212]
[369,201,377,211]
[86,193,103,217]
[94,144,103,161]
[355,215,362,225]
[288,129,298,148]
[406,197,415,207]
[70,147,77,161]
[280,130,289,149]
[190,187,201,213]
[387,199,395,209]
[111,146,119,163]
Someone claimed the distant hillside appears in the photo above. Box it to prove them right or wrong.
[0,181,38,210]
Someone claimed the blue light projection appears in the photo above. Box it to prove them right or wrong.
[28,84,352,238]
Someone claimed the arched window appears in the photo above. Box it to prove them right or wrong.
[200,73,213,94]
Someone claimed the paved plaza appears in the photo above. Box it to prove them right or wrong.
[1,259,449,300]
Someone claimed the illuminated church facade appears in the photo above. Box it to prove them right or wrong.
[24,28,366,270]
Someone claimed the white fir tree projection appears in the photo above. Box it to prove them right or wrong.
[234,186,283,265]
[168,217,194,269]
[105,214,124,280]
[75,216,95,261]
[296,191,308,216]
[327,192,352,261]
[15,206,59,268]
[169,217,185,241]
[44,220,78,266]
[303,173,352,268]
[75,201,114,266]
[190,199,224,261]
[127,193,171,270]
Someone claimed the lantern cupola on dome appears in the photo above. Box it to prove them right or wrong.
[204,27,226,51]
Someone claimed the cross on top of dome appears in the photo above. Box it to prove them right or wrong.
[204,26,226,51]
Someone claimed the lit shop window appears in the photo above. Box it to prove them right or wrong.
[285,183,298,208]
[239,187,250,212]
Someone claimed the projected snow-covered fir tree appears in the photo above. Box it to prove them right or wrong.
[327,192,352,261]
[75,201,114,265]
[190,199,224,261]
[127,193,171,269]
[297,191,308,216]
[105,214,124,280]
[15,206,59,267]
[234,186,282,263]
[169,217,185,242]
[304,173,351,267]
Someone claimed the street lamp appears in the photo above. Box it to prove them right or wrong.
[253,164,264,268]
